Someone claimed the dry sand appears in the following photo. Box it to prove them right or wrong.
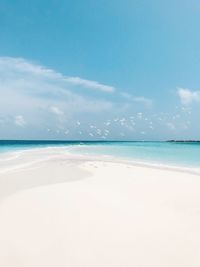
[0,147,200,267]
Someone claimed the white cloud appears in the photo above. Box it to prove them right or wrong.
[0,57,115,93]
[50,106,64,116]
[0,57,115,116]
[2,57,200,140]
[120,92,153,106]
[15,115,26,127]
[0,57,121,139]
[0,56,156,139]
[65,77,115,93]
[177,88,200,105]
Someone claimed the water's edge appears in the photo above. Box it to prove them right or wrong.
[0,144,199,176]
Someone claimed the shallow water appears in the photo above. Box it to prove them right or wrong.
[0,140,200,169]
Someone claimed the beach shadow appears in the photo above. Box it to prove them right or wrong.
[0,158,91,201]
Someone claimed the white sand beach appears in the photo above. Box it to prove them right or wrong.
[0,147,200,267]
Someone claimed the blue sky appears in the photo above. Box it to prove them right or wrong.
[0,0,200,140]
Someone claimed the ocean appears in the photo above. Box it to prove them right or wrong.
[0,140,200,169]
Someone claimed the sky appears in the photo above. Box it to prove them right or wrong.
[0,0,200,140]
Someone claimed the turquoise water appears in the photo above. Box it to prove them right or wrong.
[0,141,200,168]
[69,141,200,168]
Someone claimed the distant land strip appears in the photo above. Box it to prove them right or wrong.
[167,140,200,143]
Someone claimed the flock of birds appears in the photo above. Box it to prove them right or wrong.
[45,106,192,139]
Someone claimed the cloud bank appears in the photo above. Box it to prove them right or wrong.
[0,57,198,140]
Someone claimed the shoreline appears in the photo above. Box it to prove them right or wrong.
[0,146,199,176]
